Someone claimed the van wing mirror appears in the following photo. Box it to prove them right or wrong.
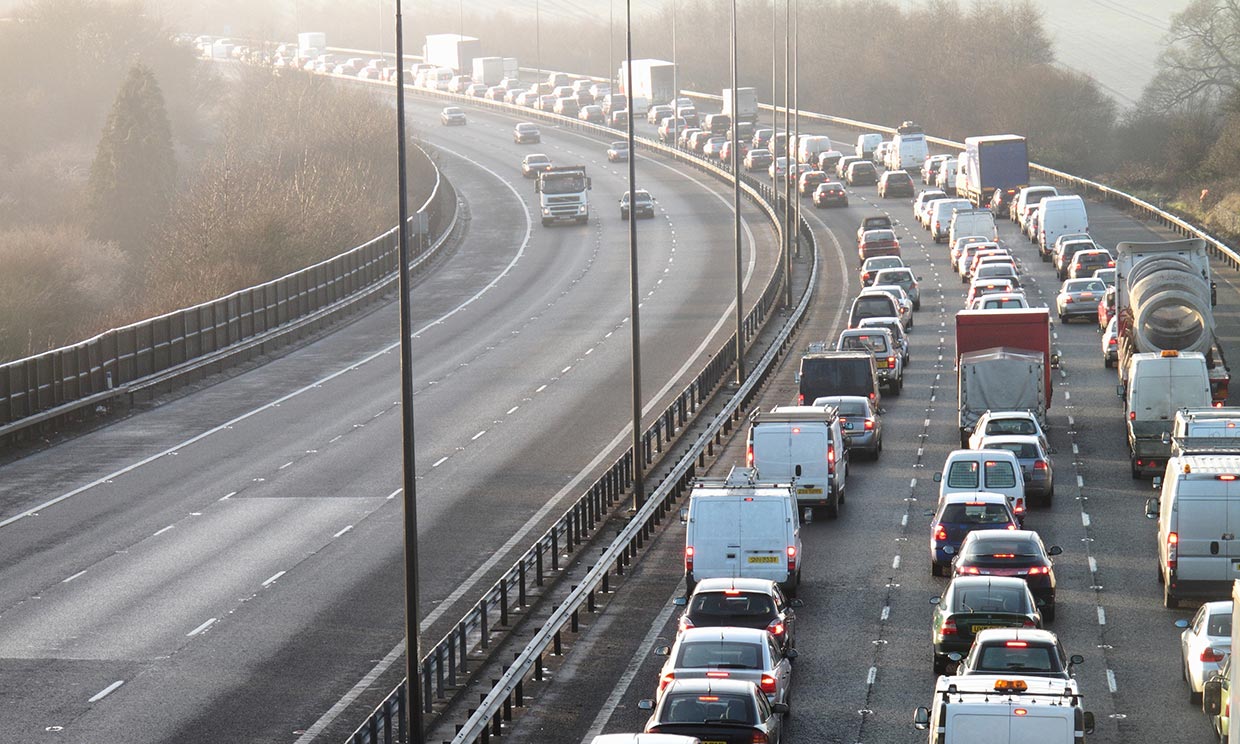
[1145,497,1159,519]
[1082,711,1096,735]
[913,707,930,730]
[1204,680,1224,716]
[933,472,942,483]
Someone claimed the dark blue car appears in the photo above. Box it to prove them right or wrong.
[930,492,1018,576]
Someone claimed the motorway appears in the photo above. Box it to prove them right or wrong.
[504,108,1240,744]
[0,82,779,742]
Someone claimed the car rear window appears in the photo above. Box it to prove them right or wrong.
[840,334,889,353]
[1210,613,1233,637]
[946,461,980,489]
[988,442,1039,459]
[983,460,1018,488]
[986,419,1037,436]
[853,296,896,318]
[664,693,754,724]
[800,357,873,394]
[941,503,1012,524]
[833,401,868,417]
[677,640,763,669]
[953,585,1028,613]
[977,645,1056,673]
[691,592,775,617]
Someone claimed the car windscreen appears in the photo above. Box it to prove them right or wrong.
[952,585,1029,613]
[941,503,1012,525]
[677,640,764,669]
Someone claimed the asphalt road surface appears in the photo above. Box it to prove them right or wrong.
[0,84,779,743]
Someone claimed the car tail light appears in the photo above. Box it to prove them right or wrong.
[1168,531,1178,571]
[1034,460,1048,471]
[1108,260,1115,267]
[888,355,897,367]
[1022,618,1038,627]
[751,733,769,744]
[941,617,958,636]
[1005,641,1029,648]
[760,674,777,694]
[869,391,876,402]
[1027,565,1050,575]
[685,546,695,572]
[933,524,948,543]
[647,725,662,734]
[1130,411,1136,421]
[864,419,875,431]
[1202,647,1226,663]
[962,566,980,575]
[1109,338,1117,346]
[827,443,836,470]
[787,545,797,573]
[1064,296,1073,304]
[797,393,805,405]
[766,620,785,636]
[1013,498,1026,515]
[659,671,675,691]
[679,614,694,631]
[746,443,754,467]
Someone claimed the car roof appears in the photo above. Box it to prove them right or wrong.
[840,327,893,337]
[973,627,1059,645]
[940,491,1012,505]
[812,395,870,406]
[874,267,913,276]
[981,411,1039,421]
[857,315,902,326]
[693,577,779,593]
[678,626,771,643]
[967,528,1039,542]
[947,575,1029,590]
[662,678,760,695]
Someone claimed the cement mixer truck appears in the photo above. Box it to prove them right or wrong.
[1115,239,1228,404]
[1115,239,1229,477]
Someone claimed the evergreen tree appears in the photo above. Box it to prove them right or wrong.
[87,63,176,253]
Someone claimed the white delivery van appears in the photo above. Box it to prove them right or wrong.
[1125,351,1212,477]
[796,135,833,165]
[1036,195,1089,251]
[914,676,1095,744]
[934,449,1027,518]
[1013,185,1058,226]
[1147,454,1240,608]
[682,467,803,595]
[948,209,998,249]
[746,406,849,519]
[929,199,974,243]
[1175,408,1240,439]
[856,133,882,160]
[936,158,958,194]
[891,122,930,170]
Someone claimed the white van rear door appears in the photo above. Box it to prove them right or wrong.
[752,427,793,480]
[691,498,742,579]
[739,498,790,583]
[788,428,829,497]
[946,707,1010,743]
[1008,708,1073,744]
[1179,484,1230,582]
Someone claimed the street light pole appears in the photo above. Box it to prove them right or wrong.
[624,0,644,512]
[535,0,541,93]
[793,0,800,259]
[393,2,424,741]
[782,0,791,270]
[731,0,744,386]
[671,0,678,148]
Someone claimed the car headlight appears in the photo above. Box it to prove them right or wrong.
[542,208,552,216]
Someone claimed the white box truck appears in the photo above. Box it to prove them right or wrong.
[619,59,674,111]
[914,676,1095,743]
[298,32,326,58]
[722,87,758,124]
[423,33,480,72]
[471,56,505,86]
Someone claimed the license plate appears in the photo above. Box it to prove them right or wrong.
[798,487,823,495]
[703,741,727,744]
[970,625,1002,633]
[842,422,855,430]
[748,555,779,564]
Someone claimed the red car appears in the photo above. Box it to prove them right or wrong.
[1097,286,1115,329]
[858,229,902,266]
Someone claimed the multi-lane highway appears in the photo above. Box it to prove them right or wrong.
[0,83,780,742]
[500,107,1240,744]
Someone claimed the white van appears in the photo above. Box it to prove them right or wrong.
[1147,454,1240,608]
[915,675,1095,744]
[948,208,998,249]
[1036,195,1089,251]
[936,157,958,194]
[890,123,929,170]
[682,467,803,595]
[1174,407,1240,439]
[797,135,833,165]
[855,133,882,160]
[928,198,973,243]
[747,406,849,519]
[934,449,1027,518]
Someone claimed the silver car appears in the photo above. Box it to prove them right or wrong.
[1054,278,1105,323]
[857,317,909,366]
[1178,600,1233,703]
[813,395,882,458]
[655,626,795,707]
[873,267,921,310]
[863,285,913,330]
[976,434,1055,507]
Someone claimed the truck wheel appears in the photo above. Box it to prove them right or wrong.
[933,653,948,675]
[1164,583,1179,609]
[1043,603,1056,622]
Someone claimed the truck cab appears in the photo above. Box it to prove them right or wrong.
[534,166,592,226]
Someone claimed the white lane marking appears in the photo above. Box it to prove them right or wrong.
[0,144,533,532]
[1064,390,1071,401]
[536,384,548,393]
[901,514,908,527]
[1089,556,1098,574]
[153,525,174,537]
[1106,669,1118,693]
[219,491,236,501]
[279,461,294,470]
[866,666,877,686]
[585,348,594,355]
[333,525,354,539]
[923,418,931,427]
[582,589,681,742]
[387,488,401,500]
[1077,475,1085,488]
[561,365,573,374]
[300,104,769,744]
[471,430,487,441]
[1097,607,1107,625]
[432,456,449,468]
[910,478,917,489]
[88,680,124,703]
[507,406,520,415]
[881,606,890,621]
[261,571,286,587]
[1072,443,1079,455]
[1068,415,1075,426]
[1082,513,1091,527]
[187,618,217,637]
[329,435,343,443]
[892,555,901,570]
[62,570,87,584]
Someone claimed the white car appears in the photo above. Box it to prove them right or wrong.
[1179,600,1233,703]
[968,411,1050,455]
[654,626,795,707]
[968,292,1029,310]
[1102,316,1119,368]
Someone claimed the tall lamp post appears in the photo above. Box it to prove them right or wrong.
[392,1,424,741]
[731,0,744,385]
[792,0,800,259]
[624,0,644,511]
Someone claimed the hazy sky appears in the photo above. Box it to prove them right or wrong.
[0,0,1192,105]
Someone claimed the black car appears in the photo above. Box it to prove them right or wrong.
[796,350,880,408]
[878,170,915,198]
[640,678,787,744]
[675,577,803,654]
[812,181,848,208]
[952,530,1062,621]
[930,576,1041,674]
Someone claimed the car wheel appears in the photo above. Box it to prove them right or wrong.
[1042,603,1056,623]
[1043,487,1053,507]
[1058,313,1066,324]
[908,317,914,330]
[1164,582,1179,609]
[914,301,921,311]
[1192,678,1203,705]
[933,653,948,675]
[1104,356,1113,369]
[931,561,943,577]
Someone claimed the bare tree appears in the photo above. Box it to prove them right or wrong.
[1144,0,1240,111]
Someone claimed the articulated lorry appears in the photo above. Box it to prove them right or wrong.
[619,59,675,112]
[298,32,326,58]
[423,33,480,72]
[959,135,1029,208]
[955,309,1054,446]
[535,166,592,226]
[1115,239,1229,405]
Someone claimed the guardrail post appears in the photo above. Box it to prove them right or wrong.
[397,683,406,743]
[459,624,469,674]
[554,628,563,656]
[435,646,446,699]
[535,653,544,681]
[448,634,458,687]
[571,607,579,633]
[500,581,509,626]
[602,566,611,593]
[536,542,545,586]
[422,661,433,714]
[480,599,489,649]
[551,532,559,572]
[518,559,527,607]
[516,678,524,707]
